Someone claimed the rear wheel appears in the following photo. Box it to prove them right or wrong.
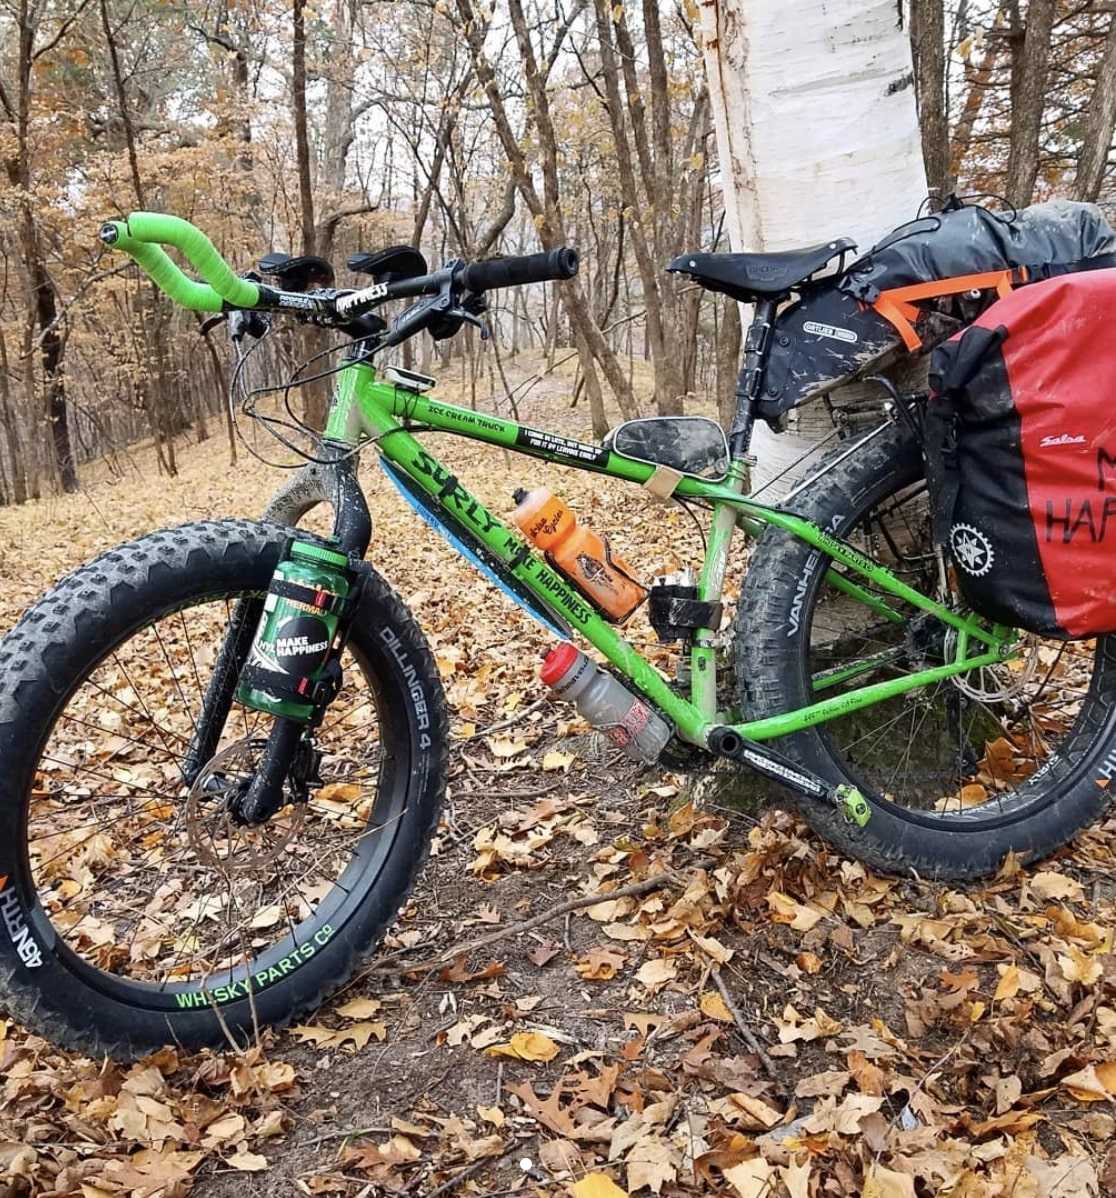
[0,520,447,1057]
[735,424,1116,879]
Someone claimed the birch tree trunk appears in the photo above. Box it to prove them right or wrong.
[698,0,928,496]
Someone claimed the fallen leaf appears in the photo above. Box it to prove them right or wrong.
[540,1138,583,1176]
[995,1074,1022,1115]
[723,1092,782,1130]
[1059,945,1102,986]
[510,1080,577,1136]
[602,922,653,942]
[528,939,562,966]
[689,932,734,963]
[315,782,361,804]
[331,1021,386,1050]
[1031,871,1084,901]
[487,735,527,758]
[699,990,733,1022]
[994,964,1021,1001]
[290,1021,385,1050]
[439,955,506,984]
[796,951,823,975]
[635,958,677,993]
[1062,1062,1116,1102]
[784,1158,810,1198]
[625,1135,677,1194]
[576,946,626,980]
[484,1031,560,1062]
[571,1174,629,1198]
[723,1157,777,1198]
[227,1146,268,1172]
[862,1163,915,1198]
[796,1070,851,1098]
[767,891,823,932]
[336,997,382,1019]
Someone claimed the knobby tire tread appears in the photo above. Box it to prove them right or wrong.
[0,520,448,1059]
[734,424,1116,880]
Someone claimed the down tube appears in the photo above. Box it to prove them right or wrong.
[368,419,710,745]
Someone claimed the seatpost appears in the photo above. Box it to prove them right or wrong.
[728,296,781,464]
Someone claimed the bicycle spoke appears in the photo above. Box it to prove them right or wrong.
[808,477,1095,817]
[27,590,391,989]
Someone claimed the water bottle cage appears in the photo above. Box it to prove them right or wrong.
[648,584,723,643]
[266,576,353,617]
[238,554,364,721]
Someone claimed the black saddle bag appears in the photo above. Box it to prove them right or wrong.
[759,199,1116,428]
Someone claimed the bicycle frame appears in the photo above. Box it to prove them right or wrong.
[317,359,1012,751]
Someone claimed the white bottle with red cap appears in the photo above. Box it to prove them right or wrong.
[540,642,671,764]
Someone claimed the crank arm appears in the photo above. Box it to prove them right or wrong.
[706,726,871,827]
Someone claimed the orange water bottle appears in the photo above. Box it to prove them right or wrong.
[511,488,647,622]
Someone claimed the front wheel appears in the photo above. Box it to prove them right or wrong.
[735,423,1116,880]
[0,519,447,1058]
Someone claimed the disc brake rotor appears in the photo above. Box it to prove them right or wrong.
[943,628,1038,703]
[186,736,305,871]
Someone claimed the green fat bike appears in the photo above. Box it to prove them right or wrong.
[0,213,1112,1057]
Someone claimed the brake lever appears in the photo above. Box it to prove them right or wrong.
[444,305,489,340]
[229,309,271,343]
[199,313,227,337]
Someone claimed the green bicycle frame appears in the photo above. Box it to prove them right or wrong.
[324,361,1011,751]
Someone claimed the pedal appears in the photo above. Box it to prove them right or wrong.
[707,726,871,826]
[833,783,871,827]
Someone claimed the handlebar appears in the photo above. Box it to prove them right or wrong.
[459,248,579,292]
[100,213,261,312]
[99,212,577,328]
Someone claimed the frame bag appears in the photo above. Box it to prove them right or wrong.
[927,269,1116,639]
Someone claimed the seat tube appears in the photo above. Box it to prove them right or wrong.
[728,296,780,463]
[692,297,781,722]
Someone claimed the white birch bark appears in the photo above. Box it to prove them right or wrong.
[699,0,928,496]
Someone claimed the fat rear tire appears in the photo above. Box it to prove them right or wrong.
[734,424,1116,880]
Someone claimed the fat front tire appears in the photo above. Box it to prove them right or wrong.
[735,423,1116,880]
[0,519,447,1058]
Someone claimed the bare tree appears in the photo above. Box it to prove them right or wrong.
[911,0,950,201]
[453,0,639,420]
[1074,12,1116,201]
[0,0,87,492]
[1004,0,1056,206]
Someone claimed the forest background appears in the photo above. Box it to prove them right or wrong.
[3,0,1116,501]
[6,3,1116,1197]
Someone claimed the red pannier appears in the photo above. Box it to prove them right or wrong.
[927,269,1116,639]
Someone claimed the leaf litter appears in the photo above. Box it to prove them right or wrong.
[1,367,1115,1195]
